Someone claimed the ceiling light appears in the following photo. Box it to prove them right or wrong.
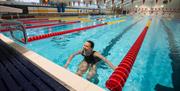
[161,5,164,8]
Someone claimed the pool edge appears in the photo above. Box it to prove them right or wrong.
[0,34,105,91]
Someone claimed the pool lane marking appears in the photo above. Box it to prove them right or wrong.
[161,19,180,90]
[99,18,143,68]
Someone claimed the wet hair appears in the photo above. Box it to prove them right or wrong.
[87,40,94,49]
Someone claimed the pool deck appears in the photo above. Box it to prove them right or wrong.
[0,34,105,91]
[0,39,69,91]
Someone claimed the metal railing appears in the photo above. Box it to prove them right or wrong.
[0,20,28,44]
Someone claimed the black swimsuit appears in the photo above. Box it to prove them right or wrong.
[81,51,100,64]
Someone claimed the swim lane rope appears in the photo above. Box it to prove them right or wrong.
[22,23,106,42]
[0,21,80,32]
[105,18,152,91]
[22,18,128,42]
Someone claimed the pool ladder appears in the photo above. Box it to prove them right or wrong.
[0,20,28,44]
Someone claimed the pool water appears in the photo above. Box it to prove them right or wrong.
[1,15,176,91]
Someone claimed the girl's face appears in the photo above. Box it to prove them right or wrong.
[83,42,92,51]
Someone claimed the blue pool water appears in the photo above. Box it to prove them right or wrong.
[1,16,176,91]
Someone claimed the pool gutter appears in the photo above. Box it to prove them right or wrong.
[0,34,105,91]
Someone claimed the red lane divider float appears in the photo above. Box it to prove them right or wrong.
[106,19,152,91]
[22,20,60,24]
[0,28,16,32]
[0,21,80,32]
[22,23,106,42]
[0,23,18,26]
[0,20,58,26]
[17,18,48,22]
[25,21,80,29]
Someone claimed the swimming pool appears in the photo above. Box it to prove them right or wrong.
[1,16,176,91]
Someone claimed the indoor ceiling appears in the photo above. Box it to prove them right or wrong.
[105,0,180,8]
[57,0,180,8]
